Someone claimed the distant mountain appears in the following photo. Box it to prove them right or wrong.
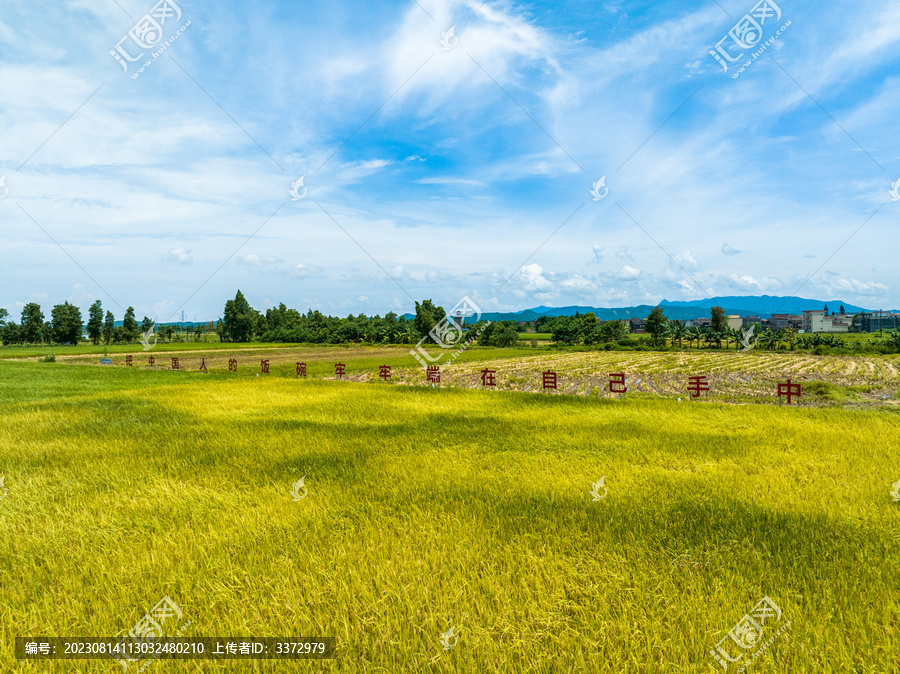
[461,295,883,324]
[659,295,871,316]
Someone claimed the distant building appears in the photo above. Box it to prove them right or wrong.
[856,311,900,332]
[629,317,647,334]
[768,314,802,331]
[742,315,760,328]
[726,315,743,331]
[802,310,849,333]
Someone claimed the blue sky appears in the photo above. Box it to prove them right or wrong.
[1,0,898,322]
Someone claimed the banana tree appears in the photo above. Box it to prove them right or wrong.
[686,326,702,349]
[671,321,687,348]
[704,329,723,349]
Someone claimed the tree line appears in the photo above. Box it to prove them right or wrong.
[218,291,521,346]
[547,305,900,353]
[3,294,897,353]
[0,301,208,346]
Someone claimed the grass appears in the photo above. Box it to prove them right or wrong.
[1,360,899,672]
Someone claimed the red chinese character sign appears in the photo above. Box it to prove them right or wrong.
[296,362,307,378]
[480,368,497,388]
[199,358,208,372]
[228,358,237,372]
[261,360,270,374]
[609,373,627,394]
[426,366,440,383]
[777,379,801,404]
[335,363,346,379]
[148,356,155,367]
[171,358,179,371]
[125,355,133,367]
[379,365,391,381]
[542,370,557,391]
[688,375,710,399]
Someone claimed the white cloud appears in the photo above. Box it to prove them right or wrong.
[673,250,698,272]
[617,265,641,279]
[726,274,781,291]
[415,177,487,186]
[722,243,741,255]
[238,254,282,268]
[615,245,635,263]
[518,263,555,291]
[166,247,193,265]
[291,264,315,278]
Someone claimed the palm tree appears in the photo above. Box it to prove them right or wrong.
[722,328,734,350]
[687,326,702,349]
[671,321,687,349]
[704,329,722,349]
[785,327,797,351]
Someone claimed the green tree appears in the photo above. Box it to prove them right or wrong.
[0,309,18,345]
[0,320,22,345]
[671,320,686,348]
[685,326,702,348]
[710,306,727,333]
[489,321,519,347]
[51,302,83,345]
[223,290,256,342]
[255,314,268,337]
[599,320,628,343]
[87,301,104,344]
[413,299,446,343]
[705,329,723,349]
[140,316,155,336]
[123,307,139,342]
[21,303,45,343]
[645,306,668,346]
[551,316,581,345]
[102,311,116,344]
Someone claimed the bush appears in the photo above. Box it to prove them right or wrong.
[40,351,56,363]
[803,381,859,403]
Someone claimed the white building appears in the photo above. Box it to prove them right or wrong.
[802,310,849,333]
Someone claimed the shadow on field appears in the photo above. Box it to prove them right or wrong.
[375,482,876,582]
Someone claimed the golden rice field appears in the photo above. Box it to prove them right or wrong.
[44,344,900,407]
[1,349,899,672]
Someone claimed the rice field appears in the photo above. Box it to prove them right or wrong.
[1,354,899,672]
[38,344,900,408]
